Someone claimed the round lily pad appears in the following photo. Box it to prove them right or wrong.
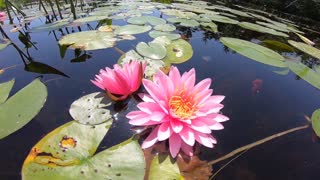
[114,25,152,35]
[29,19,70,33]
[127,16,166,26]
[149,30,181,40]
[238,22,289,37]
[69,92,113,125]
[220,37,287,68]
[59,30,117,50]
[73,15,109,23]
[312,109,320,137]
[162,39,193,64]
[154,24,176,32]
[136,42,167,60]
[288,40,320,60]
[0,38,10,51]
[209,14,239,24]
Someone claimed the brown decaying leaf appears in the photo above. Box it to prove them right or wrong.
[143,142,167,180]
[177,154,212,180]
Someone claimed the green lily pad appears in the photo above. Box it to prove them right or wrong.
[273,68,290,76]
[29,19,70,33]
[288,40,320,60]
[312,109,320,137]
[0,79,15,104]
[69,92,113,125]
[136,42,167,60]
[295,33,315,46]
[167,18,199,27]
[73,15,109,23]
[149,154,182,180]
[0,79,47,139]
[0,38,10,51]
[227,8,251,17]
[127,16,146,25]
[256,21,289,33]
[239,22,289,37]
[21,119,145,180]
[220,37,287,68]
[149,30,181,40]
[154,24,176,32]
[163,39,193,64]
[286,61,320,90]
[260,40,295,53]
[200,22,218,33]
[209,14,239,24]
[114,25,152,35]
[59,30,117,50]
[118,50,166,78]
[127,16,166,26]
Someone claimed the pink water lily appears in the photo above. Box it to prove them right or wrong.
[0,12,7,22]
[91,60,146,100]
[126,67,229,157]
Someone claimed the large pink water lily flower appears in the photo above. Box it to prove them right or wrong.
[91,60,146,100]
[126,67,229,157]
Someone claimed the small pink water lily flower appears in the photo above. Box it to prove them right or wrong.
[0,12,7,21]
[91,60,146,100]
[126,67,229,157]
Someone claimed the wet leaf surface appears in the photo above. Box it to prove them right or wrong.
[220,37,287,68]
[288,40,320,60]
[0,79,14,104]
[0,79,47,139]
[163,39,193,64]
[311,109,320,137]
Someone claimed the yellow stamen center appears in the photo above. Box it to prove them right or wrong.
[169,91,196,119]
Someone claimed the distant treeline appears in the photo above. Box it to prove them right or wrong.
[221,0,320,21]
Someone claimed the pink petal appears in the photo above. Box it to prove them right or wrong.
[190,120,212,133]
[179,126,195,146]
[181,68,195,88]
[194,89,213,105]
[138,93,155,103]
[142,79,164,103]
[169,133,182,158]
[141,127,159,149]
[91,79,105,90]
[157,122,172,141]
[210,95,225,104]
[191,78,211,97]
[137,102,163,114]
[150,112,166,122]
[213,114,229,122]
[169,66,182,90]
[181,142,193,156]
[170,119,183,133]
[194,131,213,148]
[209,122,224,130]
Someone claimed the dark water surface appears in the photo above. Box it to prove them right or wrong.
[1,0,320,179]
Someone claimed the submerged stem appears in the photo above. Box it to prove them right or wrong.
[208,124,309,166]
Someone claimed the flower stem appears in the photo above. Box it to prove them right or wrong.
[207,124,309,166]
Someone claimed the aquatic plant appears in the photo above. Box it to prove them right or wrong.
[127,67,229,157]
[91,60,146,100]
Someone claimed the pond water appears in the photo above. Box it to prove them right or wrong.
[1,0,320,179]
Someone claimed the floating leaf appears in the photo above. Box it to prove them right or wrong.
[127,16,146,25]
[59,30,116,50]
[200,22,218,33]
[0,79,47,139]
[238,22,289,37]
[163,39,193,64]
[220,37,287,68]
[295,33,315,46]
[288,40,320,60]
[177,156,212,180]
[21,120,145,180]
[209,14,239,24]
[73,16,109,23]
[312,109,320,137]
[286,61,320,90]
[69,92,113,125]
[260,40,295,53]
[255,21,289,33]
[149,154,182,180]
[29,19,70,33]
[272,68,290,76]
[154,24,176,32]
[0,79,14,104]
[0,38,10,51]
[167,18,199,27]
[145,16,167,26]
[136,42,167,60]
[114,25,152,35]
[149,30,181,40]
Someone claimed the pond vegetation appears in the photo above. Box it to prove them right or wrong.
[0,0,320,179]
